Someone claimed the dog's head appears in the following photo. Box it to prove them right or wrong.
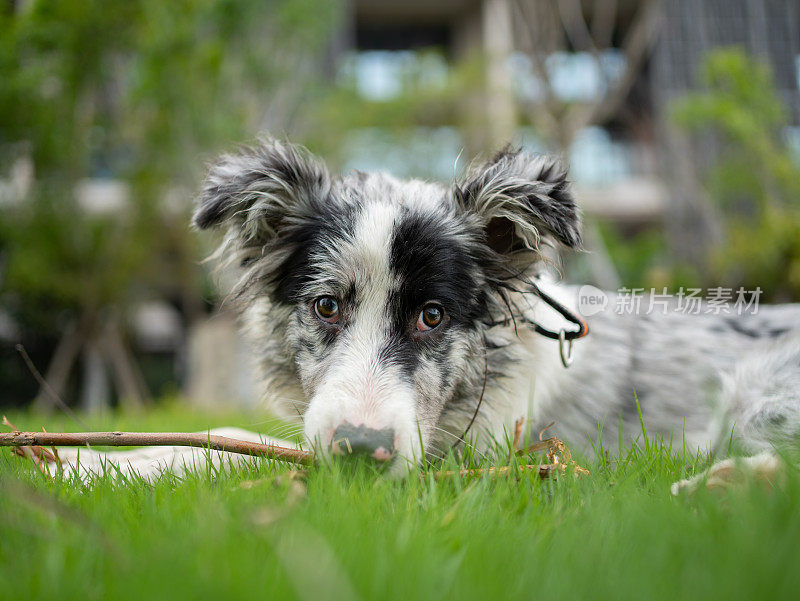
[194,139,580,472]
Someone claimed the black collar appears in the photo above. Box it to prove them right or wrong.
[487,281,589,341]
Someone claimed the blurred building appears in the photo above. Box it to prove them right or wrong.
[336,0,798,221]
[337,0,667,225]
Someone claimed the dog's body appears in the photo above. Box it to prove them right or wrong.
[521,287,800,455]
[190,139,800,489]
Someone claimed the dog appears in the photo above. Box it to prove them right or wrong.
[189,138,800,492]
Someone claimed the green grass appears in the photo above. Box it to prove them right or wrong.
[2,404,800,600]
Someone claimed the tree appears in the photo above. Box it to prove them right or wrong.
[501,0,662,289]
[672,49,800,301]
[0,0,338,410]
[510,0,662,150]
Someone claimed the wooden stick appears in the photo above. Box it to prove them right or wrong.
[433,462,589,480]
[2,417,58,467]
[0,431,313,466]
[515,436,561,456]
[512,417,524,451]
[1,431,588,478]
[432,464,557,480]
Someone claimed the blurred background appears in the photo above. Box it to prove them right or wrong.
[1,0,799,414]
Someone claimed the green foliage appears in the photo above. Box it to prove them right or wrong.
[592,223,673,289]
[0,190,144,316]
[672,49,800,300]
[0,0,339,327]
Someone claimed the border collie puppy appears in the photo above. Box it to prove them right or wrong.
[194,138,800,489]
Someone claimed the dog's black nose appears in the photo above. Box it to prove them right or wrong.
[331,422,395,462]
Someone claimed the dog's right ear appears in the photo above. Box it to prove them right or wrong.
[193,139,331,246]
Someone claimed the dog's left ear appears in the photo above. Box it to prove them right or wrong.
[455,148,581,255]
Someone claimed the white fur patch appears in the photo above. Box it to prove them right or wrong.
[301,200,423,469]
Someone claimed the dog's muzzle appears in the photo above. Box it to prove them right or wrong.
[331,422,395,463]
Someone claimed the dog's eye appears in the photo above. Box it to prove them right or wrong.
[314,296,340,323]
[417,303,444,331]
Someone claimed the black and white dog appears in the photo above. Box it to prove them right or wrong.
[188,139,800,492]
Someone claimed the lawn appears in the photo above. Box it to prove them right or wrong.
[1,403,799,601]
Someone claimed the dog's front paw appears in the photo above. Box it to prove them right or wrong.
[671,452,784,496]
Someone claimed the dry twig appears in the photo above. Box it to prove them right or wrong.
[432,464,559,480]
[0,430,313,466]
[512,417,525,452]
[434,423,589,480]
[3,417,59,469]
[1,426,588,479]
[513,423,591,477]
[16,344,89,429]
